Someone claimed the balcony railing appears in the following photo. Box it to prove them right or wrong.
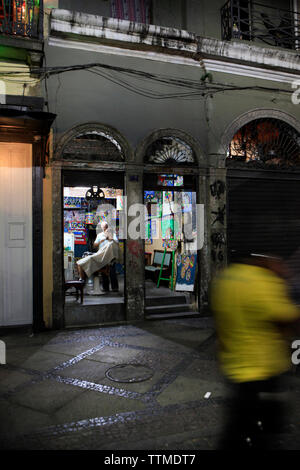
[221,0,300,50]
[0,1,43,39]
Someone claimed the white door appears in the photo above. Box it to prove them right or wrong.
[0,143,33,326]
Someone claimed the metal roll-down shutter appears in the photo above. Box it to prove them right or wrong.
[227,171,300,259]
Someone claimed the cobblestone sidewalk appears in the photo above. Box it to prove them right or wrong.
[0,317,299,450]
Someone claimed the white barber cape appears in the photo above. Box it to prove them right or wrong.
[77,231,120,278]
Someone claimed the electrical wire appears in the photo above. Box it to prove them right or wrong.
[0,61,294,101]
[88,68,206,100]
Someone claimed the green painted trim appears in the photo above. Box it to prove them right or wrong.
[0,45,27,61]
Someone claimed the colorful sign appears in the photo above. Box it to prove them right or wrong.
[73,230,86,245]
[157,174,184,187]
[162,239,178,250]
[64,197,88,209]
[175,254,197,292]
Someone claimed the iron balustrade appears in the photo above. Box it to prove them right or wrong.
[0,0,43,39]
[221,0,300,50]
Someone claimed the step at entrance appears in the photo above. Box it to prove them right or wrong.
[145,294,188,307]
[146,303,191,315]
[145,311,200,320]
[145,292,199,319]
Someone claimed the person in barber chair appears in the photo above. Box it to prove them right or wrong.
[95,221,119,293]
[77,221,120,292]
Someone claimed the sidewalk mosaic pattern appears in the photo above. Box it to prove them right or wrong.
[0,318,300,450]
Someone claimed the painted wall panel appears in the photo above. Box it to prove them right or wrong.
[0,143,32,326]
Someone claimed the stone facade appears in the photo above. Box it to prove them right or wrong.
[42,0,300,327]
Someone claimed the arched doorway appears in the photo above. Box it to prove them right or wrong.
[139,130,204,319]
[52,123,130,328]
[226,116,300,261]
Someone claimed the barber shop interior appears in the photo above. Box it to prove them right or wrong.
[63,182,125,305]
[143,173,199,317]
[63,171,199,318]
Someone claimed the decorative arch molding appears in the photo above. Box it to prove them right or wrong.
[53,122,133,163]
[219,108,300,155]
[135,128,206,168]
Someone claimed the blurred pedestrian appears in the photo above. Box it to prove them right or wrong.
[211,251,300,449]
[286,247,300,305]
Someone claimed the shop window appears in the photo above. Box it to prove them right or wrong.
[157,174,184,187]
[227,118,300,167]
[64,185,125,303]
[143,136,199,313]
[63,130,124,162]
[144,185,198,312]
[145,137,195,165]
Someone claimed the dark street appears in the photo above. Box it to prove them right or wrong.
[0,318,300,450]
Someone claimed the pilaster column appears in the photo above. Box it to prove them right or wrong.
[208,167,227,280]
[125,169,145,322]
[52,166,64,329]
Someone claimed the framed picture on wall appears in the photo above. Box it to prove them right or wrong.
[175,254,197,292]
[151,220,157,238]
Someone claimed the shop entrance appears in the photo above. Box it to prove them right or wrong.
[63,170,125,326]
[144,173,200,319]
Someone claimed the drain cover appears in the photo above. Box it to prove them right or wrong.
[105,364,154,383]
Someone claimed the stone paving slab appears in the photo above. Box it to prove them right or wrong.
[7,378,87,415]
[0,397,55,438]
[55,358,109,382]
[8,348,75,372]
[88,345,144,364]
[0,368,32,394]
[0,399,224,450]
[52,387,147,425]
[42,339,103,357]
[157,376,229,406]
[0,317,300,450]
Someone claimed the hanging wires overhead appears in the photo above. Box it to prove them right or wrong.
[0,61,294,100]
[42,62,297,100]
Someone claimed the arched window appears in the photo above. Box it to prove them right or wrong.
[145,136,195,165]
[226,118,300,167]
[63,129,124,162]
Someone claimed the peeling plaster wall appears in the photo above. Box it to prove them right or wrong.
[45,45,208,152]
[45,0,58,7]
[196,0,224,39]
[152,0,183,30]
[0,61,41,98]
[44,4,300,324]
[186,0,206,36]
[45,39,299,164]
[200,70,298,157]
[59,0,110,17]
[53,0,300,48]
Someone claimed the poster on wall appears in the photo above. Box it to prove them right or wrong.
[73,230,87,245]
[64,232,74,252]
[161,215,182,240]
[144,191,159,203]
[64,197,88,209]
[151,219,157,238]
[175,253,197,292]
[145,216,152,244]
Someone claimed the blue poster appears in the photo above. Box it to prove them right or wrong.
[175,254,197,292]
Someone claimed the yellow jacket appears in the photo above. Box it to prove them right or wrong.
[211,263,299,383]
